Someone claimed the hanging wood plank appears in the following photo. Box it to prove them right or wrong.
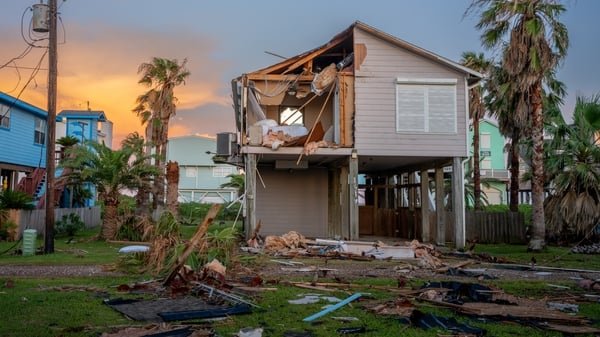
[163,203,221,286]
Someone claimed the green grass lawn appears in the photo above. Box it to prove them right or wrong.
[1,227,599,337]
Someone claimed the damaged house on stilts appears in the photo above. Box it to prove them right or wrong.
[223,21,483,249]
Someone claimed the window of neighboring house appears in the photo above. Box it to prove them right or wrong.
[481,158,492,170]
[279,106,304,126]
[0,104,10,128]
[395,78,457,133]
[34,118,46,145]
[213,165,232,178]
[185,167,197,178]
[480,133,491,149]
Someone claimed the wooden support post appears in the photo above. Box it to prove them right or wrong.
[420,169,430,242]
[452,157,465,250]
[245,154,257,239]
[348,150,359,240]
[435,167,445,245]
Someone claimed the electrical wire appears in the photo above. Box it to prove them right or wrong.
[1,49,48,123]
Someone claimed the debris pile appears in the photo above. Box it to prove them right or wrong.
[572,242,600,254]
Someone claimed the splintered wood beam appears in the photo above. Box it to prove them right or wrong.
[245,74,314,81]
[163,203,222,286]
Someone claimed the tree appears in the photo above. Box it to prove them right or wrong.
[469,0,569,251]
[485,63,528,212]
[165,161,180,219]
[220,173,245,200]
[545,94,600,239]
[133,57,190,211]
[60,134,159,240]
[461,51,491,210]
[121,132,153,216]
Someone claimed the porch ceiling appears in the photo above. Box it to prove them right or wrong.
[242,146,453,173]
[356,155,453,174]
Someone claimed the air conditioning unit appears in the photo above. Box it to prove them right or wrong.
[216,132,237,157]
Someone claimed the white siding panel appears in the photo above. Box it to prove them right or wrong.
[255,168,328,238]
[353,29,468,157]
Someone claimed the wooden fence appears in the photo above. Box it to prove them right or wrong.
[8,206,101,238]
[464,210,526,244]
[376,208,527,244]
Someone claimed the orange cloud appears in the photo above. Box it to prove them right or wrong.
[1,22,232,148]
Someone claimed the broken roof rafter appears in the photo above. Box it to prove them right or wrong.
[251,24,353,76]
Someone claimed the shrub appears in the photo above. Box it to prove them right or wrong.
[0,190,35,210]
[482,204,532,226]
[179,201,242,225]
[55,213,85,238]
[0,219,17,241]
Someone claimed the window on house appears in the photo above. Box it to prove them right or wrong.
[480,133,491,149]
[34,118,46,145]
[213,165,233,178]
[185,167,197,178]
[279,106,304,126]
[481,158,492,170]
[395,78,457,133]
[0,104,10,128]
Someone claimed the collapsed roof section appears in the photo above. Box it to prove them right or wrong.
[235,20,482,84]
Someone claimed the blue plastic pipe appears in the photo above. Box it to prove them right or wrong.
[302,292,362,322]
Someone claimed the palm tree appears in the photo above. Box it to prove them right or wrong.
[545,94,600,239]
[220,173,245,199]
[469,0,569,251]
[485,63,529,212]
[461,51,491,210]
[60,134,160,240]
[121,132,154,216]
[132,91,160,216]
[134,57,190,210]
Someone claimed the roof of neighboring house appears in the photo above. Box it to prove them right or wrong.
[0,91,50,119]
[240,21,484,84]
[58,110,108,122]
[167,135,219,166]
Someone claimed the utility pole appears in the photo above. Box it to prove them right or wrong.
[44,0,57,254]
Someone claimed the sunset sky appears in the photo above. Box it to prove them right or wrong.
[1,0,598,147]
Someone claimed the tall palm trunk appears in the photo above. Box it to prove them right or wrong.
[153,120,170,209]
[473,115,482,210]
[166,160,179,219]
[135,124,153,216]
[529,84,546,250]
[100,192,120,240]
[509,132,520,212]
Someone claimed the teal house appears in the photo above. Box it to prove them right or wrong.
[468,119,509,205]
[167,136,239,203]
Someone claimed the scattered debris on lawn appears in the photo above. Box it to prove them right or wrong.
[288,294,342,305]
[571,242,600,254]
[410,310,486,336]
[118,245,150,254]
[302,292,362,322]
[94,214,600,336]
[238,327,263,337]
[99,324,216,337]
[414,281,600,334]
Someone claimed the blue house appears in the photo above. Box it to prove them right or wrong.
[55,109,114,207]
[57,109,113,149]
[0,92,57,194]
[167,136,239,204]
